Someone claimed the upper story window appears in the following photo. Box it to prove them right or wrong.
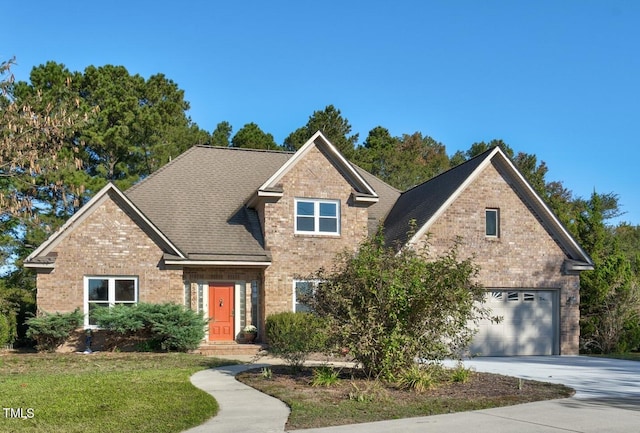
[84,276,138,327]
[485,208,499,238]
[295,198,340,235]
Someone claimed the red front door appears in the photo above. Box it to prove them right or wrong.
[209,283,234,341]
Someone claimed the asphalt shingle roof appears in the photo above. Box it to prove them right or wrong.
[383,148,493,248]
[125,146,293,261]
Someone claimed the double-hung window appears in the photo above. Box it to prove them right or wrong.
[295,198,340,235]
[85,276,138,327]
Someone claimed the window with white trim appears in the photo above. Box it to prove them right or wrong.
[295,199,340,235]
[85,276,138,327]
[293,280,319,312]
[485,208,499,237]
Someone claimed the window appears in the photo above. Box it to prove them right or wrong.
[507,291,519,301]
[295,199,340,235]
[85,276,138,327]
[293,280,318,312]
[486,208,499,237]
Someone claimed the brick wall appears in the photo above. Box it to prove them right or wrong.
[36,192,183,315]
[260,145,370,324]
[412,160,580,354]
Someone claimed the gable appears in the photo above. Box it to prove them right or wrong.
[24,183,183,268]
[384,147,593,268]
[257,131,378,204]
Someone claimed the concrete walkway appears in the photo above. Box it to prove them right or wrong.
[185,356,640,433]
[183,362,290,433]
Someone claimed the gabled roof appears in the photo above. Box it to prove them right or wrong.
[24,182,184,268]
[125,145,293,264]
[257,131,378,203]
[383,147,594,267]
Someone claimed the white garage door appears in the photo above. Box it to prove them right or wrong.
[469,289,558,356]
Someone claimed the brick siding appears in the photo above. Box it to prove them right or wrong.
[412,160,580,354]
[36,193,183,315]
[260,146,370,326]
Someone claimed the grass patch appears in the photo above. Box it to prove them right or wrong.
[0,352,236,433]
[237,365,574,430]
[590,352,640,362]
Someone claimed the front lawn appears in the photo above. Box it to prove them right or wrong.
[0,352,233,433]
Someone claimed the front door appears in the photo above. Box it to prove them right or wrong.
[209,283,234,341]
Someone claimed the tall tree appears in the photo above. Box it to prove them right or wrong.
[354,126,399,179]
[283,105,358,158]
[211,121,233,147]
[575,192,640,353]
[1,59,87,218]
[231,122,278,150]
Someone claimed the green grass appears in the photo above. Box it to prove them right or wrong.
[590,352,640,361]
[0,352,236,433]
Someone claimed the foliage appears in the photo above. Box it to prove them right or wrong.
[92,302,207,352]
[211,120,233,146]
[25,309,83,352]
[0,313,11,347]
[265,311,328,367]
[576,192,640,353]
[311,365,341,387]
[231,122,279,149]
[1,59,88,218]
[306,231,487,378]
[284,105,358,157]
[396,364,439,392]
[449,362,473,383]
[261,366,273,379]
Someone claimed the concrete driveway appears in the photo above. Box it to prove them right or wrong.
[290,356,640,433]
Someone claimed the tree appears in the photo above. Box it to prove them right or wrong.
[354,126,399,178]
[305,231,487,378]
[283,105,358,158]
[576,192,640,353]
[231,122,278,150]
[1,59,87,218]
[211,121,233,147]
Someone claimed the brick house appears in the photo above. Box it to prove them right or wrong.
[24,131,593,355]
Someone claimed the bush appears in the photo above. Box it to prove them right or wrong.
[396,364,441,393]
[265,311,328,367]
[306,231,487,379]
[93,303,207,352]
[25,309,83,352]
[0,314,10,347]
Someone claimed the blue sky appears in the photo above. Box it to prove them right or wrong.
[7,1,640,225]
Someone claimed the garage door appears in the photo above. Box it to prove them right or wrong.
[469,290,558,356]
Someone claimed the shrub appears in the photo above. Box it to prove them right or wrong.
[306,231,488,379]
[265,311,328,367]
[0,314,10,347]
[449,361,473,383]
[311,365,341,387]
[396,364,440,393]
[25,309,83,352]
[93,303,207,352]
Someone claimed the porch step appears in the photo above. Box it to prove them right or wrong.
[195,343,266,357]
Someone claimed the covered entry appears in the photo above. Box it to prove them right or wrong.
[469,289,559,356]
